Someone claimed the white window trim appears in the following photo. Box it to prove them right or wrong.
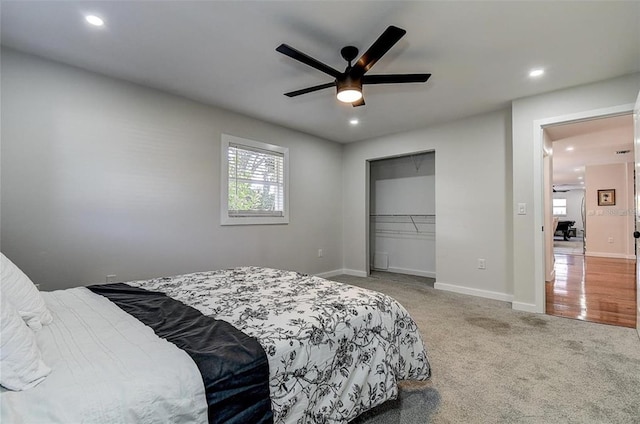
[552,198,567,216]
[221,134,289,225]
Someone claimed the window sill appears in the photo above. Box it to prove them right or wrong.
[221,216,289,226]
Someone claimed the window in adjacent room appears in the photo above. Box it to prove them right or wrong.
[552,198,567,216]
[221,134,289,225]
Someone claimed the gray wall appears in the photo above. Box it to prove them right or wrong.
[343,109,514,302]
[1,49,344,290]
[3,47,638,312]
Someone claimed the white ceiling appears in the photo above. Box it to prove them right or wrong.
[1,1,639,144]
[547,114,634,189]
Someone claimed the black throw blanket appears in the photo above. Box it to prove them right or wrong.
[88,283,273,424]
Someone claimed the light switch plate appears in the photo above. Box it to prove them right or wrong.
[517,203,526,215]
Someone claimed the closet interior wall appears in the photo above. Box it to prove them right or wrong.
[369,152,436,278]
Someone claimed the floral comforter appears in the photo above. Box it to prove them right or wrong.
[130,267,431,423]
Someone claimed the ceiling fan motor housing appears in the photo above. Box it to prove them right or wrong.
[340,46,359,64]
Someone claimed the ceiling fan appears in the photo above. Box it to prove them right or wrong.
[276,25,431,107]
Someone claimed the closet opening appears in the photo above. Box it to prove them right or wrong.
[368,151,435,286]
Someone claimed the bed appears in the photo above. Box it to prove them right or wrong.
[1,260,431,424]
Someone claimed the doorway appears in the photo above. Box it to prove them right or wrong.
[543,114,637,327]
[368,152,435,280]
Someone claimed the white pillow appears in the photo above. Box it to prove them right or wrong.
[1,253,53,330]
[0,293,52,390]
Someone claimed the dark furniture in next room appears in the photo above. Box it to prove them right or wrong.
[555,220,576,240]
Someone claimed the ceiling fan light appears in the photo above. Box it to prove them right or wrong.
[337,89,363,103]
[336,76,363,103]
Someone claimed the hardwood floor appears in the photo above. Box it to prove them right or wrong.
[546,253,637,328]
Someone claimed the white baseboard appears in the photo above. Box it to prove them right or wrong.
[376,267,436,279]
[512,302,542,313]
[339,269,368,278]
[434,281,513,303]
[325,271,542,313]
[315,269,346,278]
[545,268,555,283]
[585,252,636,260]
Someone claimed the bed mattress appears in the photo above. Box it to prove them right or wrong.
[0,286,208,423]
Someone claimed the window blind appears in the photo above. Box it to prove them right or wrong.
[228,143,285,217]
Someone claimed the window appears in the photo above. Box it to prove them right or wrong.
[553,198,567,216]
[221,134,289,225]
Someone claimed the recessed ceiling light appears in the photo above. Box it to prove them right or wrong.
[574,167,582,172]
[565,146,574,151]
[578,176,583,180]
[349,118,359,125]
[529,68,544,78]
[85,15,104,27]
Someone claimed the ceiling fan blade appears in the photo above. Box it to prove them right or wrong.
[351,26,406,78]
[363,74,431,85]
[276,44,342,79]
[352,97,365,107]
[284,82,335,97]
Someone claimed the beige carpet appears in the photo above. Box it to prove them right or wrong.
[335,273,640,424]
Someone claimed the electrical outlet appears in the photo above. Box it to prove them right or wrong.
[477,259,486,270]
[608,237,614,243]
[317,249,323,258]
[106,274,117,283]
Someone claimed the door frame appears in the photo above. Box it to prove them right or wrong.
[533,103,636,315]
[634,91,640,336]
[365,150,436,277]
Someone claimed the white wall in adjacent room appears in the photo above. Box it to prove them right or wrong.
[584,163,634,259]
[0,49,344,290]
[553,190,585,234]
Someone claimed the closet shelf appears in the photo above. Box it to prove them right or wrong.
[370,214,436,234]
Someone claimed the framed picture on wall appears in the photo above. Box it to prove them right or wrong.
[597,189,616,206]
